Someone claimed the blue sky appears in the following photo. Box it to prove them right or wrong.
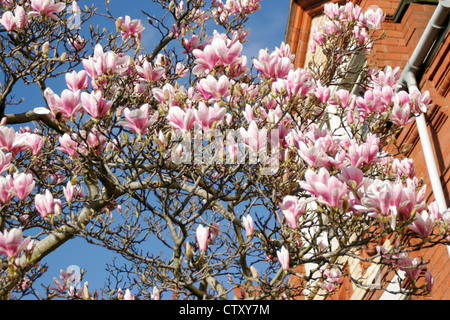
[32,0,291,298]
[103,0,292,59]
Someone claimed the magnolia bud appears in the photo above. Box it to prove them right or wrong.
[250,265,259,279]
[60,52,67,63]
[115,16,123,32]
[115,106,123,118]
[117,288,124,299]
[42,41,50,57]
[185,242,193,260]
[72,1,79,14]
[54,200,62,216]
[82,282,90,300]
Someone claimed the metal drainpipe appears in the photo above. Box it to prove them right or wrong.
[397,1,450,255]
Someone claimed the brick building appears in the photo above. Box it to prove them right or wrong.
[285,0,450,299]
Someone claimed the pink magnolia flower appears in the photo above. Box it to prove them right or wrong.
[356,88,388,117]
[427,201,443,221]
[29,0,66,20]
[314,83,331,103]
[397,255,424,281]
[0,127,30,155]
[175,62,188,77]
[242,214,254,237]
[322,268,342,285]
[425,270,434,292]
[389,101,412,126]
[363,7,385,29]
[68,35,87,51]
[409,87,431,114]
[403,181,425,219]
[319,268,342,292]
[135,59,165,83]
[72,1,79,14]
[193,102,227,132]
[52,268,77,292]
[119,15,145,42]
[0,150,12,175]
[272,68,314,98]
[213,36,243,66]
[391,158,416,179]
[300,167,348,208]
[239,121,267,154]
[332,89,354,108]
[409,210,435,238]
[76,128,107,155]
[35,189,58,218]
[58,133,80,157]
[120,104,159,135]
[12,172,35,201]
[63,181,77,204]
[297,141,336,169]
[277,246,289,270]
[358,179,401,219]
[0,228,31,259]
[65,70,89,91]
[353,25,369,47]
[197,75,230,101]
[196,224,209,252]
[345,135,380,168]
[192,43,220,76]
[152,83,178,107]
[45,88,82,120]
[243,104,254,124]
[338,165,365,189]
[0,11,16,32]
[311,26,325,46]
[279,195,308,229]
[0,6,25,32]
[192,36,247,76]
[183,35,202,53]
[14,6,27,29]
[21,132,44,156]
[318,280,336,292]
[358,178,424,224]
[253,48,293,80]
[213,0,260,22]
[150,286,160,300]
[323,2,341,19]
[0,175,13,204]
[323,21,339,36]
[123,289,135,300]
[82,44,130,84]
[167,106,195,132]
[226,130,239,163]
[371,66,401,88]
[209,221,220,238]
[81,91,112,119]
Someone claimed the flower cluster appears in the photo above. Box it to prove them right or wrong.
[213,0,261,24]
[310,2,385,54]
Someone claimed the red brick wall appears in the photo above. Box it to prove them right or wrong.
[355,0,450,301]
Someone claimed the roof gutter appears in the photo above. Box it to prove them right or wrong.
[397,0,450,254]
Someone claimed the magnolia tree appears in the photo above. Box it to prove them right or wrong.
[0,0,449,300]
